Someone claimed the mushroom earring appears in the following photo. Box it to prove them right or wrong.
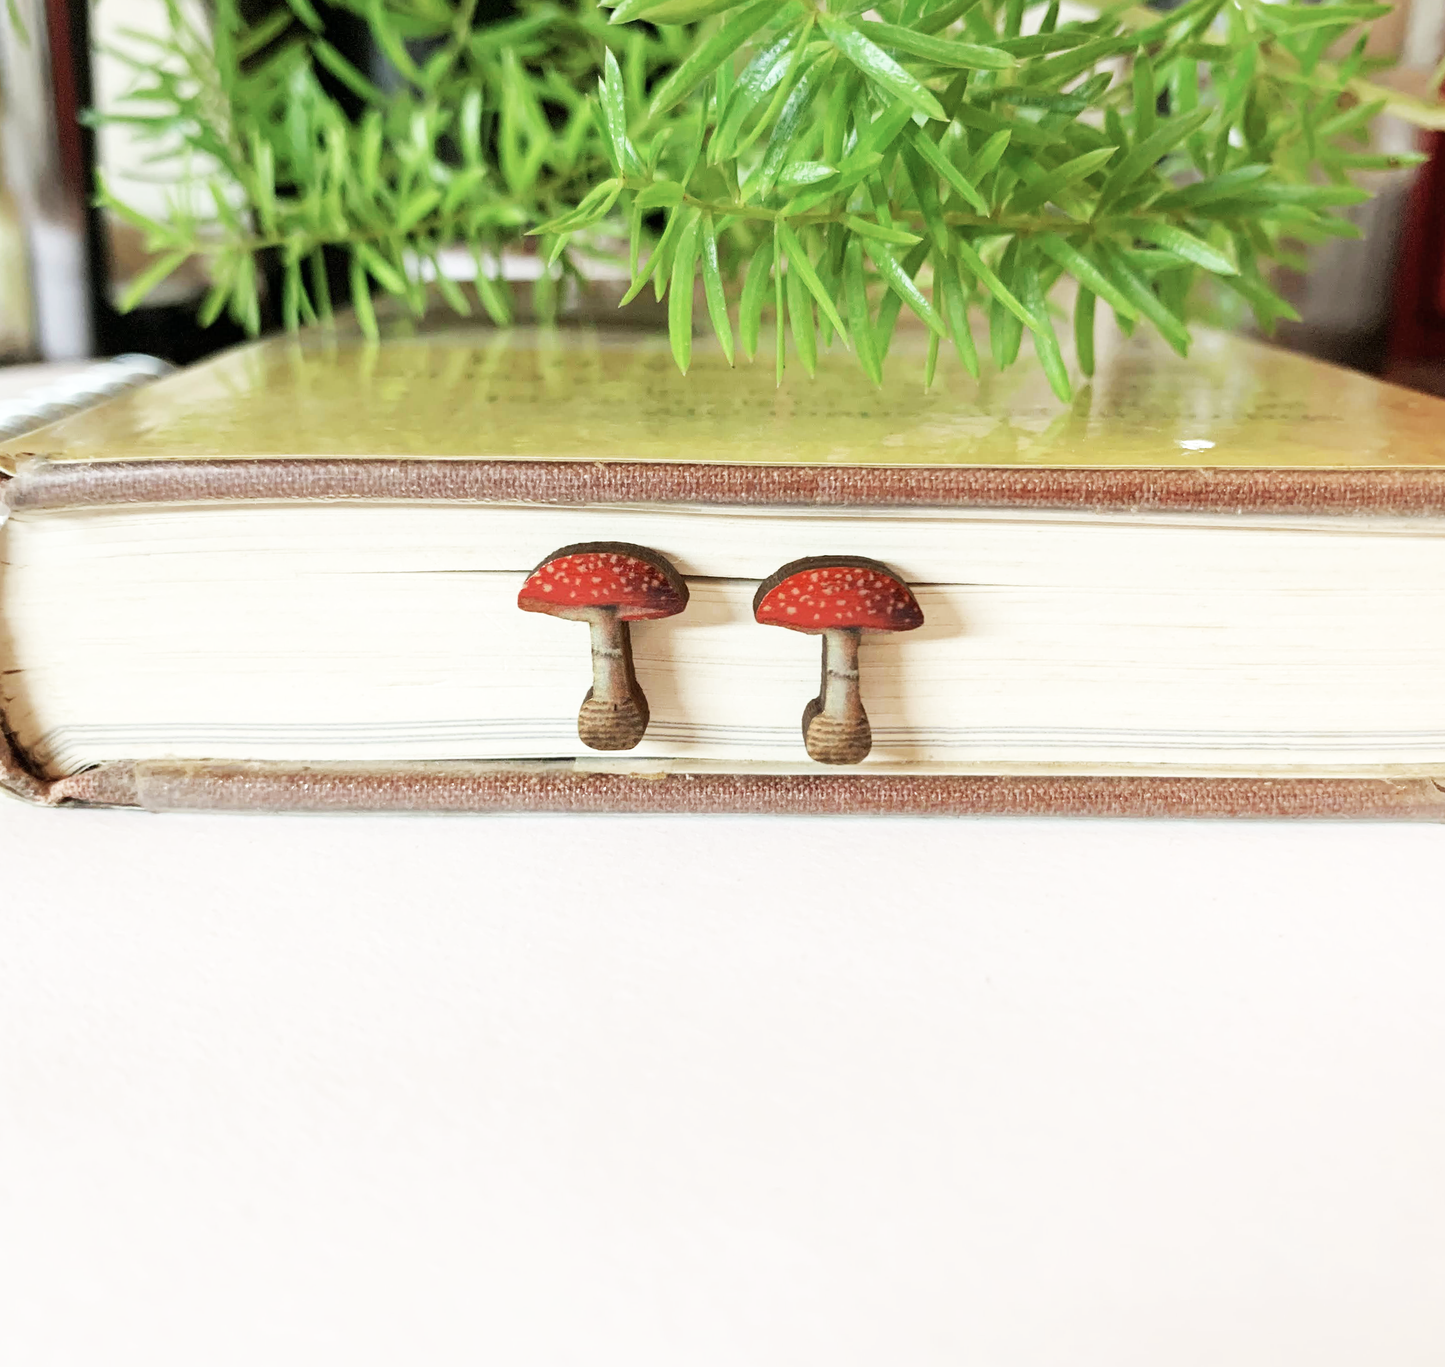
[753,556,924,766]
[518,542,689,751]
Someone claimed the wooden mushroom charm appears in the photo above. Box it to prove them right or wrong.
[753,555,924,766]
[518,542,688,751]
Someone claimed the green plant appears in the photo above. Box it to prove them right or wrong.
[97,0,1443,395]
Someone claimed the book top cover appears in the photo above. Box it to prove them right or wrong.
[5,319,1445,472]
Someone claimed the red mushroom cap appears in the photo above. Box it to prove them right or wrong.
[518,541,689,622]
[753,555,923,634]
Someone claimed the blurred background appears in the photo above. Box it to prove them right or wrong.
[2,0,1445,385]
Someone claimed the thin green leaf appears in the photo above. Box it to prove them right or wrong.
[843,214,923,247]
[1133,52,1156,145]
[857,100,919,159]
[992,30,1092,55]
[777,219,848,338]
[818,12,947,121]
[281,259,301,331]
[1036,234,1138,318]
[875,239,931,356]
[711,31,797,162]
[916,0,986,34]
[855,20,1014,69]
[282,0,323,32]
[1007,146,1116,215]
[355,243,407,296]
[1074,286,1096,378]
[740,237,775,361]
[701,215,735,366]
[1095,242,1190,355]
[198,281,230,331]
[1096,108,1211,208]
[775,242,786,384]
[532,267,558,326]
[233,255,261,336]
[311,41,385,104]
[1132,220,1237,275]
[1231,182,1372,208]
[598,49,644,177]
[1155,164,1271,209]
[649,0,785,115]
[605,0,672,22]
[1219,270,1303,327]
[863,238,946,337]
[907,125,988,214]
[5,0,28,44]
[458,88,484,168]
[473,256,514,326]
[395,188,443,236]
[899,143,949,252]
[844,237,883,386]
[364,0,424,84]
[669,210,702,373]
[350,253,379,341]
[955,238,1038,330]
[953,102,1057,148]
[989,256,1024,369]
[309,251,333,325]
[749,51,833,197]
[938,251,979,377]
[531,178,622,236]
[963,129,1012,182]
[778,161,839,187]
[634,181,686,211]
[430,257,471,319]
[1018,263,1071,401]
[787,256,818,377]
[637,202,687,303]
[118,250,188,312]
[1020,35,1134,89]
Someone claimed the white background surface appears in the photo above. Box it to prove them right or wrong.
[2,805,1443,1366]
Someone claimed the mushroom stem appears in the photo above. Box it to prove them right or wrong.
[803,628,871,765]
[579,607,649,750]
[587,608,631,704]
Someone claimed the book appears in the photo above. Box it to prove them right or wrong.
[0,354,171,441]
[4,316,1445,818]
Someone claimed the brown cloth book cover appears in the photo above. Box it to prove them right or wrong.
[4,318,1445,817]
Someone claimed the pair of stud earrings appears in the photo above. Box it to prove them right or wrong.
[516,541,924,766]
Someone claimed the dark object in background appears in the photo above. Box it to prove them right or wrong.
[0,0,92,359]
[1268,170,1416,377]
[22,0,382,365]
[1387,128,1445,394]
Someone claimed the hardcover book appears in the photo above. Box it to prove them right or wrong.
[4,317,1445,818]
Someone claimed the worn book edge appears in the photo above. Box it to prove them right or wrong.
[15,455,1445,516]
[0,759,1427,819]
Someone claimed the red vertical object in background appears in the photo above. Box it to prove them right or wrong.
[42,0,86,203]
[1388,130,1445,372]
[43,0,120,353]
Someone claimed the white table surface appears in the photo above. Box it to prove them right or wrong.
[2,803,1441,1366]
